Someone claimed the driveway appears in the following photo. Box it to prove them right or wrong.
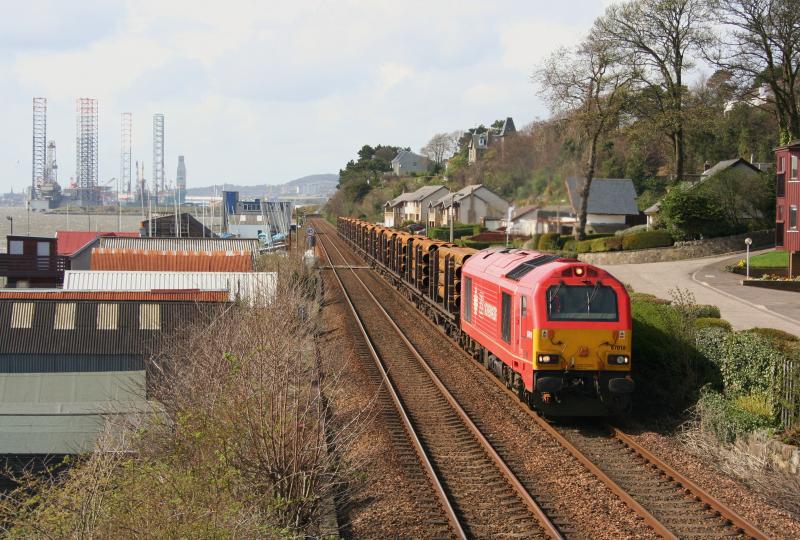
[599,250,800,335]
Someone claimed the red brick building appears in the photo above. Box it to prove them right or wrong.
[775,141,800,274]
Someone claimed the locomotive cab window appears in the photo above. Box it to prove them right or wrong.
[501,292,511,343]
[547,283,618,321]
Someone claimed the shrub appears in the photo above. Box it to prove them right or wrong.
[429,224,477,241]
[631,299,720,416]
[615,224,648,237]
[525,234,542,251]
[697,389,777,443]
[695,317,732,332]
[575,240,593,253]
[562,239,576,252]
[459,238,492,249]
[537,233,560,251]
[689,304,721,319]
[630,292,671,305]
[659,187,731,240]
[749,327,799,343]
[621,230,674,251]
[591,236,623,252]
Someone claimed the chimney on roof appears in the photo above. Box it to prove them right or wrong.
[703,161,711,171]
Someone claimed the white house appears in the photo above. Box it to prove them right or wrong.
[428,184,509,230]
[383,185,450,227]
[509,204,575,236]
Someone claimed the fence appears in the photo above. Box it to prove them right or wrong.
[780,357,799,429]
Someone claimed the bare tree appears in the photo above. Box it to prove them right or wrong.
[535,38,634,239]
[594,0,713,181]
[711,0,800,143]
[421,132,457,164]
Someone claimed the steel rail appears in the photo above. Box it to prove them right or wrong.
[316,220,563,540]
[315,224,468,540]
[611,428,769,540]
[331,220,771,540]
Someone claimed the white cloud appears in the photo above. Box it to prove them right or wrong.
[0,0,612,192]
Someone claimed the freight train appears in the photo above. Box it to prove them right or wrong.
[337,217,635,416]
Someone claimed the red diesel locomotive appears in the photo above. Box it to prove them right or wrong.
[337,217,634,416]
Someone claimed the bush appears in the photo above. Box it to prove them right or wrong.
[562,239,576,252]
[574,239,593,253]
[630,292,671,305]
[458,238,492,249]
[525,234,542,251]
[537,233,560,251]
[749,327,799,343]
[632,299,720,416]
[591,236,623,252]
[659,187,731,240]
[689,304,721,319]
[697,389,777,443]
[615,224,648,237]
[429,224,478,241]
[621,230,674,251]
[695,317,732,331]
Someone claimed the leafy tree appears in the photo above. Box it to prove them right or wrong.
[536,37,634,239]
[659,187,729,239]
[594,0,713,181]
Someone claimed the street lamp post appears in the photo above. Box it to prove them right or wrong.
[449,201,460,243]
[745,237,753,279]
[6,216,12,235]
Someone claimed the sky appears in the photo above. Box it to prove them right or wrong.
[0,0,616,193]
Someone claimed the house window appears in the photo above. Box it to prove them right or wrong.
[97,304,119,330]
[501,292,511,343]
[463,277,472,323]
[11,303,34,329]
[791,206,798,230]
[54,303,76,330]
[778,156,785,173]
[792,155,798,180]
[9,240,22,255]
[37,241,50,257]
[140,304,161,330]
[777,204,784,222]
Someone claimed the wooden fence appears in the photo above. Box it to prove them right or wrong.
[781,358,799,429]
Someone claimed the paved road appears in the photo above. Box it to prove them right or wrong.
[600,250,800,335]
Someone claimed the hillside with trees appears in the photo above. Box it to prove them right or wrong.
[327,0,795,236]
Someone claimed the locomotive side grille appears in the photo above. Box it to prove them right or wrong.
[505,255,559,281]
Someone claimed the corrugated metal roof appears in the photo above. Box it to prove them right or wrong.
[0,290,230,301]
[98,237,262,252]
[0,300,227,355]
[64,270,276,303]
[90,248,254,272]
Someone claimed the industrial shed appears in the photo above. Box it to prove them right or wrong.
[97,236,262,253]
[0,298,228,455]
[64,270,276,304]
[90,249,254,272]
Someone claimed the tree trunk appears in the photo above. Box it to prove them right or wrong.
[577,133,599,241]
[673,127,684,182]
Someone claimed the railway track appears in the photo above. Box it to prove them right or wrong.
[313,221,562,540]
[322,218,772,540]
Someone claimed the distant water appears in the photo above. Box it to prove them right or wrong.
[0,207,222,241]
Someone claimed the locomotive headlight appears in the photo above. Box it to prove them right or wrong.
[574,267,584,277]
[537,354,559,364]
[608,354,629,365]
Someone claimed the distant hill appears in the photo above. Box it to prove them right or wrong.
[186,174,338,197]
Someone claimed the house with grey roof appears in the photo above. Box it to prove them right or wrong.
[509,204,575,236]
[467,117,517,164]
[391,150,431,176]
[428,184,510,230]
[565,177,640,233]
[383,185,450,227]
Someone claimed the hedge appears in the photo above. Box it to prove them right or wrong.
[695,317,732,331]
[689,304,721,319]
[458,238,492,249]
[749,327,799,344]
[537,233,561,251]
[525,234,542,251]
[591,236,623,252]
[630,292,671,305]
[621,230,674,251]
[614,224,648,237]
[429,224,480,241]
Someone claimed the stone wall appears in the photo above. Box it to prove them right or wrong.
[740,431,800,475]
[577,229,774,265]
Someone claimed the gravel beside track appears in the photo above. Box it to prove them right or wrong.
[626,430,800,540]
[320,275,454,538]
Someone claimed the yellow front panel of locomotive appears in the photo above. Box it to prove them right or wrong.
[533,328,631,372]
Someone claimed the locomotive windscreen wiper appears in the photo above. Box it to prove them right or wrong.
[586,280,602,313]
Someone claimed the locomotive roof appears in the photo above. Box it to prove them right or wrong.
[463,247,615,285]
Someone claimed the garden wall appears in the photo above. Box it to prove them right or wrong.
[578,230,774,265]
[742,280,800,292]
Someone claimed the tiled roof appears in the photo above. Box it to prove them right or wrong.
[56,231,139,256]
[565,177,639,216]
[97,237,262,252]
[0,300,226,355]
[90,249,254,272]
[431,184,484,208]
[701,157,761,177]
